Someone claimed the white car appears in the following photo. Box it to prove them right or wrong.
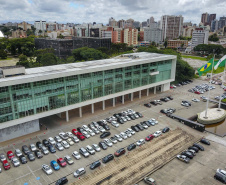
[192,98,200,102]
[66,132,73,138]
[121,117,127,122]
[153,131,162,137]
[82,125,89,131]
[59,132,68,140]
[125,116,131,121]
[127,128,135,135]
[30,144,37,152]
[110,136,117,144]
[55,143,64,151]
[72,151,81,160]
[54,136,62,143]
[67,138,74,145]
[103,139,113,147]
[48,137,56,145]
[124,130,132,137]
[136,139,145,146]
[111,121,119,127]
[119,132,128,139]
[82,131,90,138]
[114,134,123,142]
[150,118,158,124]
[15,149,22,157]
[41,146,49,155]
[42,164,53,175]
[181,102,189,107]
[109,116,117,121]
[11,157,20,167]
[0,153,6,162]
[97,126,106,133]
[72,136,79,143]
[127,109,135,114]
[61,141,70,149]
[64,155,74,165]
[134,114,139,119]
[92,144,101,152]
[86,145,95,155]
[74,167,86,178]
[91,127,100,134]
[87,129,95,136]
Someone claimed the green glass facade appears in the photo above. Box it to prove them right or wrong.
[0,60,172,123]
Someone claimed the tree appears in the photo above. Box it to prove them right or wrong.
[16,60,30,68]
[181,43,184,48]
[194,44,224,55]
[57,34,65,39]
[0,49,7,59]
[19,54,27,62]
[66,56,75,63]
[164,41,168,48]
[151,41,156,46]
[40,53,58,66]
[208,33,219,42]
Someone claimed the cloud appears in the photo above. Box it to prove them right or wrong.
[0,0,225,24]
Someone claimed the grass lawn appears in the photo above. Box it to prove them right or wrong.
[182,55,207,61]
[0,57,14,61]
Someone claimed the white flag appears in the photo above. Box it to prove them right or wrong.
[214,55,226,70]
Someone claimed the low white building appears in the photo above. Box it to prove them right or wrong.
[191,28,209,49]
[144,28,163,44]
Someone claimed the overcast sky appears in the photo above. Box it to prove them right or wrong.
[0,0,225,25]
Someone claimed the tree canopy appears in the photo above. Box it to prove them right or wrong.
[208,33,219,42]
[194,44,225,55]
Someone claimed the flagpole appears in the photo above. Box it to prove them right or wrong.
[204,52,215,118]
[218,59,226,110]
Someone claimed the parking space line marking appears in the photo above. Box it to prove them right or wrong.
[3,172,32,185]
[41,175,49,184]
[44,173,52,182]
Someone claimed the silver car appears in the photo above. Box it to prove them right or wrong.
[72,151,81,160]
[110,136,117,144]
[114,134,123,142]
[86,145,95,155]
[111,121,119,127]
[0,153,6,162]
[119,132,127,139]
[61,141,70,149]
[11,157,20,167]
[41,146,49,155]
[92,144,101,152]
[103,139,113,147]
[55,143,64,151]
[72,136,79,143]
[74,167,86,178]
[125,130,132,137]
[30,144,37,152]
[48,137,56,145]
[15,149,22,157]
[64,155,74,165]
[42,164,53,175]
[54,136,62,143]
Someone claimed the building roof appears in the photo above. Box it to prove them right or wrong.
[0,52,176,87]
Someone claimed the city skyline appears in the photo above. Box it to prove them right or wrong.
[0,0,225,25]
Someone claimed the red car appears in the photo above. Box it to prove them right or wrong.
[7,151,14,160]
[170,86,174,89]
[145,134,154,141]
[114,148,126,157]
[2,160,10,170]
[72,129,85,141]
[194,91,200,94]
[57,158,67,167]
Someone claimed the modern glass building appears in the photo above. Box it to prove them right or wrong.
[0,52,176,141]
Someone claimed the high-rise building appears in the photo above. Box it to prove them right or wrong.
[118,19,125,28]
[150,17,155,23]
[144,28,163,44]
[124,28,138,46]
[160,15,183,41]
[219,17,226,29]
[209,14,216,25]
[34,20,47,33]
[211,19,219,32]
[191,28,209,49]
[125,19,134,28]
[133,21,140,28]
[18,21,32,31]
[201,13,209,25]
[109,17,117,27]
[142,21,147,27]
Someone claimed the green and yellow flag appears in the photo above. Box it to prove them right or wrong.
[197,58,214,76]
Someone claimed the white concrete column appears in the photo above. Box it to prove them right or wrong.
[147,89,149,96]
[154,86,156,94]
[79,107,82,117]
[131,93,133,101]
[113,98,115,107]
[66,111,69,122]
[57,113,62,118]
[102,100,105,110]
[161,84,163,92]
[139,90,141,99]
[122,95,124,104]
[91,103,94,114]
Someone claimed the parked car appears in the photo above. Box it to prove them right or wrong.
[42,164,53,175]
[102,154,114,164]
[110,136,117,144]
[41,146,49,155]
[181,151,193,159]
[153,131,162,137]
[136,139,145,146]
[79,148,89,158]
[55,177,68,185]
[119,132,127,139]
[192,98,200,102]
[61,141,70,149]
[90,160,101,170]
[127,143,136,151]
[114,134,123,142]
[177,155,190,163]
[59,132,68,140]
[54,136,62,143]
[100,131,111,139]
[57,158,67,167]
[200,138,210,145]
[11,157,20,167]
[144,103,152,108]
[214,169,226,184]
[48,137,56,145]
[86,145,95,155]
[99,141,108,150]
[27,152,35,161]
[92,144,101,152]
[144,177,156,185]
[114,148,126,157]
[0,153,6,162]
[145,134,154,141]
[131,125,139,132]
[193,143,204,151]
[34,150,43,159]
[162,127,170,133]
[19,155,27,164]
[74,167,86,178]
[2,160,10,170]
[7,151,14,160]
[50,160,60,170]
[72,151,81,160]
[30,144,37,152]
[188,146,199,153]
[48,145,56,153]
[72,129,85,141]
[15,149,23,157]
[55,143,64,151]
[66,138,74,146]
[42,139,50,147]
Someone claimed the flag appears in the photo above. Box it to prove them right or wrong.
[197,58,214,76]
[214,55,226,70]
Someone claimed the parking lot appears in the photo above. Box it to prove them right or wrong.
[0,79,226,185]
